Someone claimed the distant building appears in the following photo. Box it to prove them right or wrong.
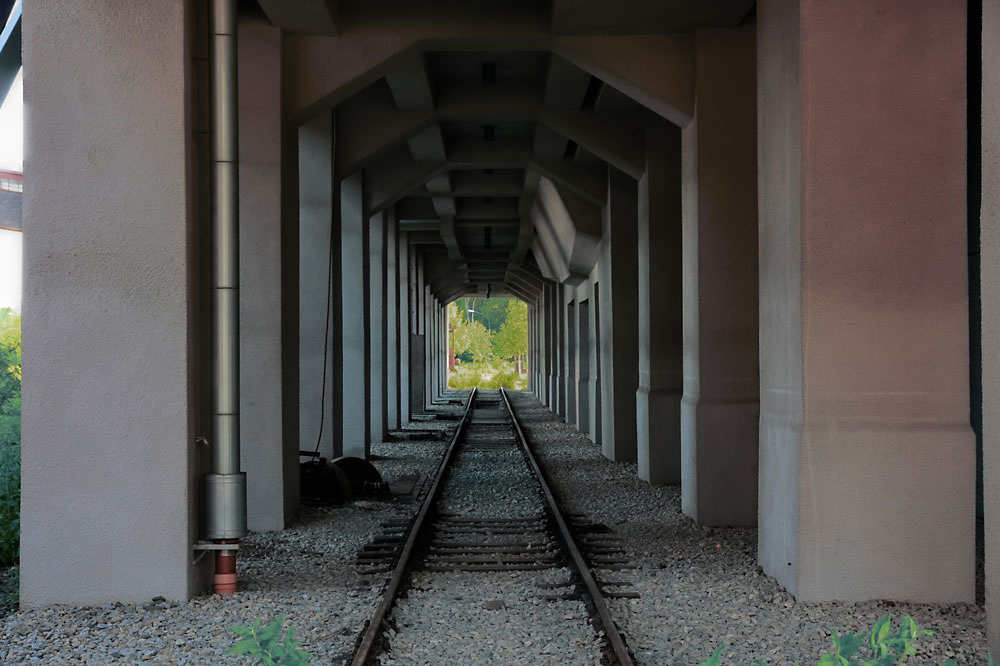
[0,169,21,231]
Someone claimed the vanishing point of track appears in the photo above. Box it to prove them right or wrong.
[349,388,636,666]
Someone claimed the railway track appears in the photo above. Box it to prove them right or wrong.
[349,388,636,666]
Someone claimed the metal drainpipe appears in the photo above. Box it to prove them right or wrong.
[204,0,247,595]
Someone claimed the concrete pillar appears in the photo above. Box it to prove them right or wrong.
[369,211,388,442]
[555,284,566,416]
[542,280,559,404]
[576,294,591,435]
[600,169,639,463]
[340,171,370,458]
[238,17,295,531]
[588,275,601,445]
[424,286,433,408]
[409,248,425,414]
[385,209,400,429]
[398,230,411,422]
[985,0,1000,651]
[680,26,759,526]
[758,0,973,602]
[298,113,337,459]
[539,301,548,401]
[636,118,683,485]
[21,0,200,604]
[564,293,577,425]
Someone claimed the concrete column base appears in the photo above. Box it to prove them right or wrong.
[681,396,758,526]
[636,387,681,484]
[770,422,975,603]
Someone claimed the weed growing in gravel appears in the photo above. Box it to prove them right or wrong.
[0,442,19,565]
[699,614,986,666]
[226,615,313,665]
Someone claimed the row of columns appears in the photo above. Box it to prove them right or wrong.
[525,4,974,608]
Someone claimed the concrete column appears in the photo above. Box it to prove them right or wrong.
[424,286,433,408]
[238,17,294,531]
[542,280,559,404]
[985,1,1000,652]
[576,293,591,435]
[340,171,370,458]
[758,0,973,602]
[529,307,537,395]
[600,168,639,463]
[298,113,337,459]
[21,0,200,604]
[397,230,411,422]
[409,248,425,414]
[564,293,577,425]
[588,274,601,445]
[636,117,683,485]
[539,301,549,401]
[680,26,759,526]
[554,285,566,416]
[385,209,400,429]
[369,211,388,442]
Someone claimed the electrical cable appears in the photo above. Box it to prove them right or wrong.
[311,205,335,456]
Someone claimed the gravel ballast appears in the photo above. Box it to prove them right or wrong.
[1,390,989,665]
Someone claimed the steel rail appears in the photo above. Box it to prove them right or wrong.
[350,388,477,666]
[500,388,636,666]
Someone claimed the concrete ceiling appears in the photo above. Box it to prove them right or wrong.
[252,1,750,301]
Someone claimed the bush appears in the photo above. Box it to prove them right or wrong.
[0,443,19,565]
[447,360,527,390]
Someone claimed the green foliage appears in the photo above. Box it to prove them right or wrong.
[703,615,970,666]
[0,443,18,565]
[448,303,494,362]
[492,299,527,360]
[448,360,527,390]
[0,308,20,446]
[226,615,313,666]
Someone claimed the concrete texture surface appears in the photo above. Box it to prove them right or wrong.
[238,17,290,533]
[636,117,683,485]
[21,0,199,604]
[340,171,371,458]
[298,113,337,460]
[984,0,1000,651]
[680,26,759,527]
[758,0,974,602]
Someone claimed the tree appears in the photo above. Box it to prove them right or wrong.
[0,308,20,445]
[448,303,494,362]
[492,299,527,360]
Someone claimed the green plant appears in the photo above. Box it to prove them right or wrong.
[701,615,981,666]
[225,615,313,666]
[0,443,19,565]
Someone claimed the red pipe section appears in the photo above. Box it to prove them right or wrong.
[214,539,239,594]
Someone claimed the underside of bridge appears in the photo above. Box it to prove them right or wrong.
[17,0,1000,656]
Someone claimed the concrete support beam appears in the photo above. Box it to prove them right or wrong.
[576,287,591,435]
[564,290,577,425]
[587,270,601,445]
[544,283,555,407]
[398,230,411,422]
[298,113,338,459]
[21,0,199,604]
[386,209,400,429]
[409,248,425,415]
[554,282,566,416]
[985,1,1000,650]
[369,210,388,442]
[599,168,639,463]
[680,26,759,526]
[636,118,683,485]
[424,285,433,408]
[238,18,293,531]
[758,0,973,602]
[341,171,371,458]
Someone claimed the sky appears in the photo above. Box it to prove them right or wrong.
[0,67,22,311]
